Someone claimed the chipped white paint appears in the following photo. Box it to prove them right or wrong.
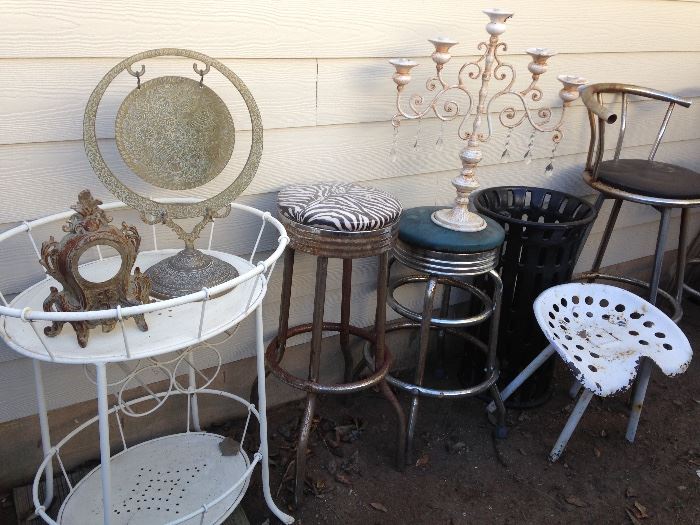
[534,283,692,397]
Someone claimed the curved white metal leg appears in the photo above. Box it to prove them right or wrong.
[549,389,594,462]
[255,305,295,524]
[95,363,112,525]
[33,360,54,511]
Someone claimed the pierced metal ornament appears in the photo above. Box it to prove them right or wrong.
[40,190,151,348]
[85,48,263,299]
[115,76,235,191]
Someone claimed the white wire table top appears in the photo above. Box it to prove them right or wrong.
[0,199,288,365]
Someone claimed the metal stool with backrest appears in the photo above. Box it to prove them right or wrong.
[578,83,697,442]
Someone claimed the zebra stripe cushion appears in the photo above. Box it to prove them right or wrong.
[277,182,402,232]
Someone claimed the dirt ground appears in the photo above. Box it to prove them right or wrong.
[241,301,700,525]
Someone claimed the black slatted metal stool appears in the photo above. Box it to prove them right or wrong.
[579,83,698,442]
[375,206,508,462]
[264,182,407,505]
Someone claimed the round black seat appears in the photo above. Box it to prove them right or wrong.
[596,159,700,200]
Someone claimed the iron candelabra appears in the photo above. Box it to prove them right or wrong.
[390,8,586,232]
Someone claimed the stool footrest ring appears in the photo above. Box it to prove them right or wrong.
[362,320,500,398]
[388,274,494,328]
[575,272,682,322]
[265,322,392,394]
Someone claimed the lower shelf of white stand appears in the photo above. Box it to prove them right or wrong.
[58,432,252,525]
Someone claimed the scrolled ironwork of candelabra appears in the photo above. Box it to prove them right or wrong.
[389,8,586,232]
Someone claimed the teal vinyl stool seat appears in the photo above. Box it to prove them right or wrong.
[381,206,508,462]
[398,206,506,254]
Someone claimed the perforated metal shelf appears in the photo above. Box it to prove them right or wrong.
[58,433,251,525]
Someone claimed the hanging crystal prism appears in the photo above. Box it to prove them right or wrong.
[500,128,512,162]
[544,140,559,176]
[523,129,536,165]
[413,120,422,149]
[435,120,445,151]
[389,126,399,163]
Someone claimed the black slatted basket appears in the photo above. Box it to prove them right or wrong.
[473,186,597,407]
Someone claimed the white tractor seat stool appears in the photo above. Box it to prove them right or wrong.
[487,282,692,461]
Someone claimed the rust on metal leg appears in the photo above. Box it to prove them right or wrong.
[276,248,296,363]
[375,251,407,469]
[340,258,353,383]
[294,256,328,505]
[294,393,317,506]
[487,270,507,437]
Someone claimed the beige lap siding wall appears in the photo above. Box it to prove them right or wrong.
[0,0,699,481]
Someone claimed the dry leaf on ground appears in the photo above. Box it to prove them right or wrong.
[625,508,643,525]
[335,473,353,486]
[633,501,649,519]
[370,502,388,513]
[564,495,587,508]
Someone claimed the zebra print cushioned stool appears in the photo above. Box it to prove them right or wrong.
[374,206,509,463]
[265,182,406,505]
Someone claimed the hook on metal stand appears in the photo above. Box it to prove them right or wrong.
[127,64,146,89]
[193,62,211,87]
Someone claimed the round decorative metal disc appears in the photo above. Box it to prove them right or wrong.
[115,76,235,190]
[85,48,262,220]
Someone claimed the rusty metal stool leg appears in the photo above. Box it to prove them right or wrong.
[406,276,438,463]
[268,182,406,506]
[294,256,328,505]
[375,251,407,469]
[340,259,353,383]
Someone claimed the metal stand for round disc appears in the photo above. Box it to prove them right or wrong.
[145,247,239,299]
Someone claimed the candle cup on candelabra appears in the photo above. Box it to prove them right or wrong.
[389,8,586,232]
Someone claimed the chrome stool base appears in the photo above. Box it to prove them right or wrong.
[384,263,507,463]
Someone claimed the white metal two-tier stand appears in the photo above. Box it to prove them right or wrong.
[0,199,295,525]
